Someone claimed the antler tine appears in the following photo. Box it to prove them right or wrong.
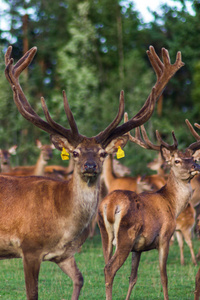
[185,120,200,151]
[5,46,37,80]
[95,90,125,144]
[147,46,184,100]
[156,130,178,151]
[98,46,184,148]
[185,119,200,140]
[41,97,76,143]
[62,91,81,141]
[124,112,160,150]
[12,86,56,135]
[5,47,38,116]
[101,85,156,148]
[195,123,200,131]
[140,125,160,150]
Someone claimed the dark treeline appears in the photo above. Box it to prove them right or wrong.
[0,0,200,175]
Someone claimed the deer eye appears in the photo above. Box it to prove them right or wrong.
[73,151,79,158]
[100,151,107,158]
[175,160,181,164]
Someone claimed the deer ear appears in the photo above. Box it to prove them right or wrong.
[105,135,129,154]
[193,149,200,161]
[8,145,17,155]
[50,135,75,152]
[160,146,172,164]
[36,139,42,149]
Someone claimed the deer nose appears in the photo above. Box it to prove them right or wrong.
[191,163,200,173]
[84,161,97,172]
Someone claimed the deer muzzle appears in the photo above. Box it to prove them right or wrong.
[190,162,200,176]
[83,161,97,175]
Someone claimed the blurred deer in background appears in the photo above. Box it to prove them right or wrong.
[1,45,183,300]
[102,153,138,192]
[7,139,55,176]
[0,145,17,173]
[98,119,200,300]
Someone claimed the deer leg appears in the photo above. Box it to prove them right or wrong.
[175,230,185,265]
[196,247,200,261]
[22,252,41,300]
[57,256,83,300]
[158,240,170,300]
[99,219,114,264]
[195,267,200,300]
[181,229,197,266]
[125,252,141,300]
[104,242,132,300]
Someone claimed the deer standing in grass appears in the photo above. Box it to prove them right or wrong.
[98,119,200,300]
[1,45,183,300]
[143,127,197,266]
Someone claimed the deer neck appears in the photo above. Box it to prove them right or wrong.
[103,154,116,190]
[71,165,101,227]
[33,153,47,176]
[163,169,193,218]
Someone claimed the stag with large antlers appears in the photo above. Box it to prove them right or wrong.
[98,119,200,300]
[1,45,183,300]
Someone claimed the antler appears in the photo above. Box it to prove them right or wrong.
[185,119,200,151]
[124,112,160,150]
[124,112,178,153]
[5,46,83,146]
[5,46,184,149]
[96,46,184,147]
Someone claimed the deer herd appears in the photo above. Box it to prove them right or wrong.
[1,44,200,300]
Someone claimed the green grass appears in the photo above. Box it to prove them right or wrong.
[0,233,199,299]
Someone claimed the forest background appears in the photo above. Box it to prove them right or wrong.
[0,0,200,175]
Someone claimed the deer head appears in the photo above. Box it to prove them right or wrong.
[0,145,17,172]
[4,46,184,184]
[35,139,54,162]
[125,113,200,181]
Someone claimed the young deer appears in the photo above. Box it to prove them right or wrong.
[98,120,200,300]
[1,45,183,300]
[0,145,17,173]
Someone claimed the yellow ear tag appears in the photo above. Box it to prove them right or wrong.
[116,146,125,159]
[61,148,69,160]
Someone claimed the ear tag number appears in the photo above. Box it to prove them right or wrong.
[61,148,69,160]
[116,146,125,159]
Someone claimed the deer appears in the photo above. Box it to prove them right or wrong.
[7,139,55,176]
[1,45,183,300]
[98,119,200,300]
[102,153,138,193]
[143,132,197,266]
[0,145,17,173]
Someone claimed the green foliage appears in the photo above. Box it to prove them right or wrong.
[1,0,200,170]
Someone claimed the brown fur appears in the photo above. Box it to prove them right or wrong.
[147,152,197,266]
[98,148,200,300]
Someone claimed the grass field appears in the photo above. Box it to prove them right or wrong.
[0,232,199,299]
